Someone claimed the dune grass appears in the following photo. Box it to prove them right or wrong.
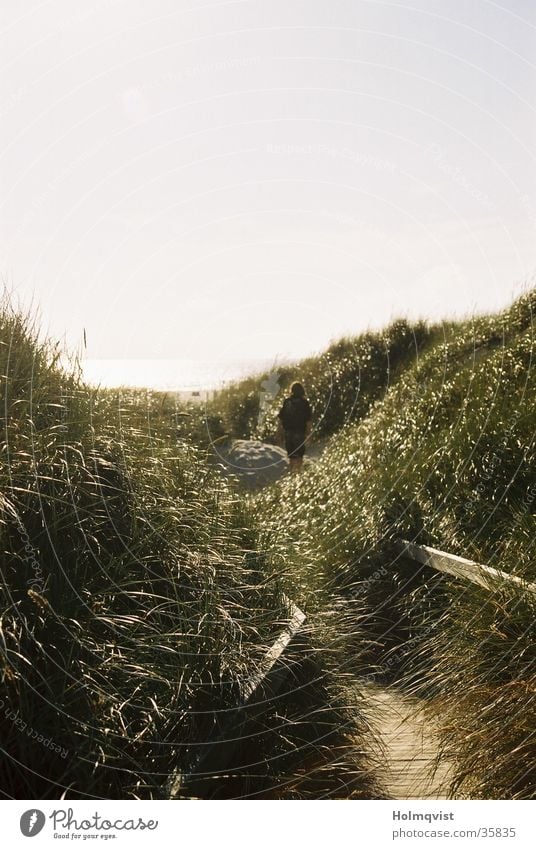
[0,300,381,800]
[112,318,438,456]
[157,318,439,448]
[5,283,533,800]
[255,287,536,798]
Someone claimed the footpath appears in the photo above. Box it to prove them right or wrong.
[361,682,453,799]
[217,438,454,799]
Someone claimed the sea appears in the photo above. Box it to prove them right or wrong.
[80,357,289,401]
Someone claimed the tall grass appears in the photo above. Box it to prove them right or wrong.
[0,300,380,799]
[256,288,536,798]
[112,319,437,453]
[191,319,438,445]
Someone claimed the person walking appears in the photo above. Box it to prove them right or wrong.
[277,381,312,473]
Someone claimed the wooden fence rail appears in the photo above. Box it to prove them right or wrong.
[167,596,306,798]
[395,538,536,596]
[166,539,534,797]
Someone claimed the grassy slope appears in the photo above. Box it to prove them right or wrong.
[192,318,439,445]
[0,303,380,800]
[257,288,536,798]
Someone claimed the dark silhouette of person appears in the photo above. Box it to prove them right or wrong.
[277,381,312,473]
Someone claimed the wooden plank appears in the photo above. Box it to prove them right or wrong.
[167,596,306,797]
[360,683,454,799]
[241,598,306,702]
[396,539,536,595]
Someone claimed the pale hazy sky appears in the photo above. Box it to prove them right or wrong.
[1,1,535,388]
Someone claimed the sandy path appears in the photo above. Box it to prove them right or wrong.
[216,438,454,798]
[360,682,454,799]
[213,437,326,489]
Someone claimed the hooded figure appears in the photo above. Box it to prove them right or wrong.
[277,381,312,473]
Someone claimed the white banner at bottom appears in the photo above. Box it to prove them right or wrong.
[3,799,534,849]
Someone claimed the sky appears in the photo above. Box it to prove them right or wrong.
[1,0,535,389]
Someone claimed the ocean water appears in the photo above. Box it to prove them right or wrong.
[80,357,285,393]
